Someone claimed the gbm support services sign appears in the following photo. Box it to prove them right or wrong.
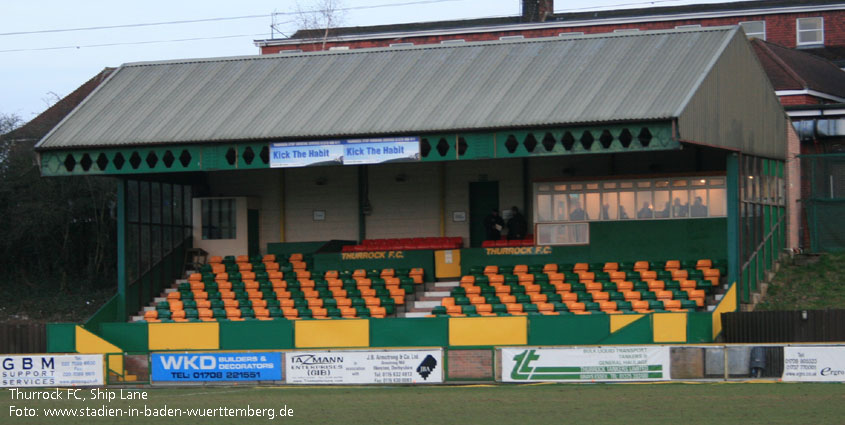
[151,352,282,383]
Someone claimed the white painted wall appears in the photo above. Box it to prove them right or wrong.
[192,196,253,257]
[284,165,359,242]
[365,162,441,239]
[206,169,281,254]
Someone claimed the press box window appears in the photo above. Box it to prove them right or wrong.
[202,199,236,240]
[797,17,823,45]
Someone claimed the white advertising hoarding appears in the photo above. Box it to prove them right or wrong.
[285,349,442,384]
[502,347,671,383]
[1,354,104,387]
[783,346,845,382]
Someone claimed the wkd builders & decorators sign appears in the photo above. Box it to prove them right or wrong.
[285,349,442,384]
[502,347,670,383]
[151,352,282,383]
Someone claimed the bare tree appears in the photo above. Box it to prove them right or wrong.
[294,0,346,51]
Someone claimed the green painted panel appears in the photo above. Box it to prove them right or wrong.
[527,315,610,345]
[420,134,456,162]
[686,312,713,343]
[46,323,77,353]
[99,323,149,353]
[219,320,294,350]
[462,218,727,274]
[599,316,654,345]
[84,295,121,333]
[457,133,495,160]
[267,241,328,258]
[316,250,436,282]
[370,317,449,347]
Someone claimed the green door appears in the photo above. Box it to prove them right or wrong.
[248,209,260,258]
[469,181,499,248]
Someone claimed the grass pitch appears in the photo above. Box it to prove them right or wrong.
[3,382,844,424]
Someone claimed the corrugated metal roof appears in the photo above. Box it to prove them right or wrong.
[36,27,738,150]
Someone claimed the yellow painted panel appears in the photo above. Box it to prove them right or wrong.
[434,249,462,279]
[712,282,738,339]
[148,322,219,350]
[75,326,123,374]
[653,313,688,343]
[449,316,527,346]
[610,314,644,333]
[295,319,369,348]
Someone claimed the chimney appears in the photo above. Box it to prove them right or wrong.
[521,0,553,22]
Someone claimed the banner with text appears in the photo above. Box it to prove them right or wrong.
[1,354,103,387]
[270,137,419,168]
[285,349,442,384]
[151,352,282,383]
[782,346,845,382]
[502,347,670,383]
[270,141,344,168]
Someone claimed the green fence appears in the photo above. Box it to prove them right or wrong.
[802,154,845,252]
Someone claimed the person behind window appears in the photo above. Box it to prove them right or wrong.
[507,206,527,240]
[483,209,504,241]
[637,201,653,219]
[569,203,587,221]
[600,203,611,220]
[672,197,689,218]
[655,199,670,218]
[691,196,707,217]
[618,205,629,219]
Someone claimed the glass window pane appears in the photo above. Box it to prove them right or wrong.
[586,183,599,190]
[140,181,150,224]
[637,181,651,188]
[692,178,707,187]
[570,184,583,190]
[162,184,172,225]
[601,192,618,220]
[568,193,586,221]
[202,199,211,240]
[585,193,600,221]
[710,178,725,186]
[603,182,617,189]
[184,186,192,239]
[636,191,653,219]
[709,188,726,216]
[620,182,634,189]
[672,190,689,218]
[554,184,566,191]
[127,180,139,222]
[173,185,182,228]
[653,190,670,218]
[538,184,550,191]
[691,189,708,217]
[672,179,688,187]
[151,182,161,225]
[537,194,552,222]
[554,194,567,221]
[127,224,138,282]
[655,179,669,188]
[619,192,634,220]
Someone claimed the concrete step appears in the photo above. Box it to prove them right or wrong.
[424,291,450,298]
[714,294,724,301]
[164,288,176,293]
[143,306,156,312]
[433,281,459,288]
[413,301,442,310]
[175,279,188,284]
[130,316,144,322]
[403,312,430,318]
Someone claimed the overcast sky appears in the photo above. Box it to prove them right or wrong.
[1,0,748,120]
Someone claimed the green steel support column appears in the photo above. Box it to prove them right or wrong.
[726,153,740,308]
[116,179,127,320]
